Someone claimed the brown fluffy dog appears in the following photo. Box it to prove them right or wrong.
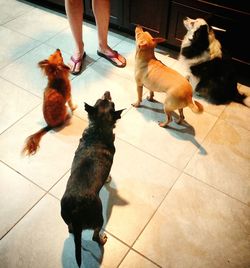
[133,26,203,127]
[22,49,76,156]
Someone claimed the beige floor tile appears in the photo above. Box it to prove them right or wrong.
[0,106,86,190]
[4,7,68,42]
[119,250,159,268]
[133,173,250,268]
[0,26,39,69]
[0,77,41,134]
[50,138,180,245]
[0,162,44,238]
[0,0,34,24]
[0,44,72,97]
[116,99,217,169]
[220,101,250,131]
[70,61,137,120]
[185,119,250,204]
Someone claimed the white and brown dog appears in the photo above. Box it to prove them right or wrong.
[133,26,203,127]
[179,17,250,106]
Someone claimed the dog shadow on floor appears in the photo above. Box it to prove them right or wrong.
[61,179,128,268]
[138,100,207,155]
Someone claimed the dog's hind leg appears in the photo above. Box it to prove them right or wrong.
[93,228,107,245]
[175,108,185,124]
[159,105,172,127]
[68,97,77,112]
[147,91,155,102]
[132,85,143,107]
[106,175,112,183]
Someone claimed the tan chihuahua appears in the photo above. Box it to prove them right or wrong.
[132,26,203,127]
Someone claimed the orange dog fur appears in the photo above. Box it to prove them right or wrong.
[133,26,203,127]
[22,49,77,156]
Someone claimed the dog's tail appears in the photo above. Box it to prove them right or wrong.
[72,222,82,268]
[234,91,250,108]
[188,100,204,113]
[22,125,52,156]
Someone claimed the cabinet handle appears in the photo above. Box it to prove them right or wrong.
[211,26,226,32]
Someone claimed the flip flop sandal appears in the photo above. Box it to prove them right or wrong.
[70,52,86,75]
[97,50,126,68]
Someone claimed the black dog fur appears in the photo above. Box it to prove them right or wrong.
[180,18,250,106]
[61,92,123,267]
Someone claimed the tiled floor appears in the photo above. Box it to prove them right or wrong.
[0,1,250,268]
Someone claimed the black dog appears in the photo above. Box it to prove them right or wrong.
[180,17,250,107]
[61,91,124,267]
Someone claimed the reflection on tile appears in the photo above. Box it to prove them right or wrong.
[70,61,137,120]
[134,173,250,268]
[0,106,87,190]
[50,138,180,245]
[47,23,124,62]
[1,44,72,97]
[116,101,217,169]
[0,26,39,69]
[0,0,34,24]
[0,162,44,238]
[4,8,68,42]
[120,250,159,268]
[185,119,250,204]
[0,77,41,134]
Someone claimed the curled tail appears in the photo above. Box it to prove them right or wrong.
[22,125,52,156]
[188,100,204,113]
[72,223,82,268]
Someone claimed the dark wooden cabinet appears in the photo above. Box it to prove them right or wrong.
[84,0,123,26]
[123,0,170,37]
[167,0,250,68]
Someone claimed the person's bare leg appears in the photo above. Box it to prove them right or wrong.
[65,0,84,72]
[92,0,126,66]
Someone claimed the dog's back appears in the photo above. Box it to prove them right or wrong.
[61,93,124,267]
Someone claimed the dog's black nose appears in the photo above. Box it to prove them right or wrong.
[103,91,112,101]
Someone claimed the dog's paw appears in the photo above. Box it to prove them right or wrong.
[71,104,78,111]
[158,121,170,128]
[146,96,155,102]
[99,233,108,245]
[132,101,141,108]
[106,175,112,183]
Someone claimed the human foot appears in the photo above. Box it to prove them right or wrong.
[97,47,126,68]
[68,52,86,75]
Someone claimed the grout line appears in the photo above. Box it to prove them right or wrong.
[0,190,47,240]
[0,102,41,136]
[184,171,250,207]
[0,75,42,99]
[0,160,47,192]
[116,174,181,268]
[116,136,183,173]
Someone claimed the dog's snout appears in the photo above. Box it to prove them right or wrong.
[103,91,112,101]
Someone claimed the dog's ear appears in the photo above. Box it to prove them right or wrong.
[138,40,147,49]
[38,59,49,69]
[84,102,97,115]
[193,24,209,44]
[152,37,166,44]
[112,109,125,121]
[58,64,70,72]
